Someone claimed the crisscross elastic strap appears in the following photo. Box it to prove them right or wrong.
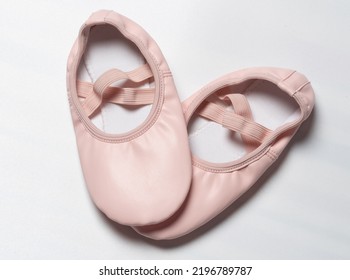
[197,94,272,151]
[221,94,263,152]
[77,64,155,116]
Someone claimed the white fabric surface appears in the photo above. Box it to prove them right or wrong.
[0,0,349,259]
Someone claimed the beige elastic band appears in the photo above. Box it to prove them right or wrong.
[197,94,272,145]
[78,64,155,116]
[77,81,154,105]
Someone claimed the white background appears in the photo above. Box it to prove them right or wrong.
[0,0,349,259]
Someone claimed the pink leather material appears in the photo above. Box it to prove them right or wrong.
[66,10,192,226]
[134,67,315,239]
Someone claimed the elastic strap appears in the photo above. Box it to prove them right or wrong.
[78,64,155,116]
[222,94,261,152]
[77,81,154,105]
[197,94,272,147]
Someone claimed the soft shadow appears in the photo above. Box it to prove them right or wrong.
[96,209,143,242]
[292,105,317,143]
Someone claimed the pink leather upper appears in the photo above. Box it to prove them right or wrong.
[135,67,315,239]
[66,10,192,226]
